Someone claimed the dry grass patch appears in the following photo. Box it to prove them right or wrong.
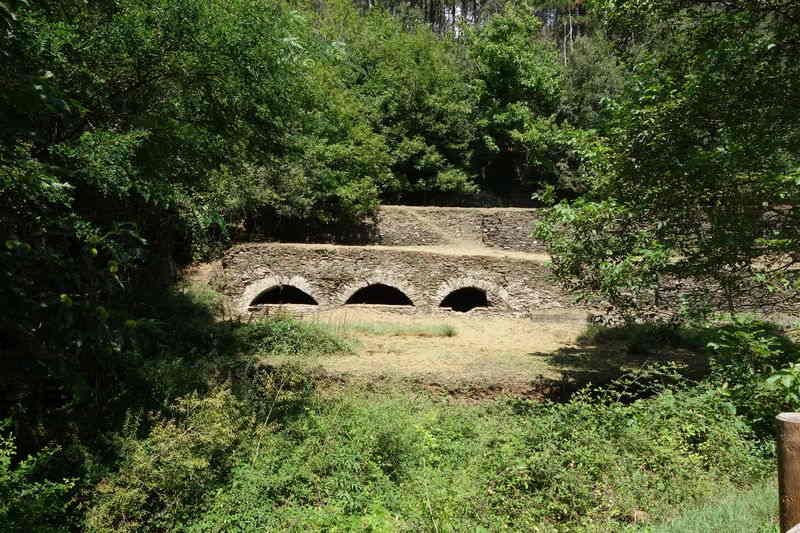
[294,308,590,387]
[336,321,456,338]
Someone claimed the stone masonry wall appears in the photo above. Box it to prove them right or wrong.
[373,206,545,252]
[216,243,574,316]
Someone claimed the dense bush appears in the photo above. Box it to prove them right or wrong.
[0,425,74,533]
[706,316,800,436]
[233,316,354,358]
[466,5,592,199]
[312,0,480,201]
[489,387,768,530]
[83,366,771,532]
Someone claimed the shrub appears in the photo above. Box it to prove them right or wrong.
[706,315,800,436]
[0,423,74,533]
[234,315,354,358]
[85,388,249,533]
[488,387,769,530]
[92,381,771,532]
[577,322,705,355]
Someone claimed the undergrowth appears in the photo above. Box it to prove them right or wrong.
[5,286,796,532]
[236,315,355,357]
[84,374,771,532]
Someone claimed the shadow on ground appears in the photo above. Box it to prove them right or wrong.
[526,324,713,400]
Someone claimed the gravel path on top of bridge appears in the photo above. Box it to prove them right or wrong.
[258,242,551,262]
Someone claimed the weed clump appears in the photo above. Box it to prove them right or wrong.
[235,316,354,358]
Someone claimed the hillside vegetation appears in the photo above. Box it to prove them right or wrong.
[2,0,799,531]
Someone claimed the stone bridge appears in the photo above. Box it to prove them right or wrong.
[213,206,582,317]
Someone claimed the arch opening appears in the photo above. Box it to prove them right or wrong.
[440,287,490,313]
[345,284,414,306]
[251,285,318,306]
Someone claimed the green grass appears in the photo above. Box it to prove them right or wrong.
[87,380,772,532]
[78,292,779,532]
[338,321,457,338]
[644,478,778,533]
[236,316,356,357]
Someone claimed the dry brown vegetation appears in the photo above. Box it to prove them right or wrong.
[259,308,587,391]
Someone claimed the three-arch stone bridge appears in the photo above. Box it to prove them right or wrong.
[215,243,578,317]
[212,206,583,317]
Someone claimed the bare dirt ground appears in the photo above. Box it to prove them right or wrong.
[282,307,707,402]
[291,308,594,390]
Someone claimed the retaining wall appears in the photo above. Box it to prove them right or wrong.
[374,206,544,252]
[215,243,574,316]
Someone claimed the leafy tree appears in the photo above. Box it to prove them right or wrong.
[558,30,627,132]
[467,4,591,200]
[309,0,480,203]
[0,0,391,469]
[536,0,800,320]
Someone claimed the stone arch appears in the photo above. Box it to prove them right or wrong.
[435,277,510,312]
[239,275,322,313]
[440,287,489,312]
[346,284,413,306]
[251,285,317,306]
[337,277,419,307]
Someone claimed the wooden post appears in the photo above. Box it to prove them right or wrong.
[777,413,800,532]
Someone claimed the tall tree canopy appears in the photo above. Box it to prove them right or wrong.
[536,0,800,320]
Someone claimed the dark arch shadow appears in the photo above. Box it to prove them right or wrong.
[345,284,414,306]
[440,287,490,312]
[251,285,318,306]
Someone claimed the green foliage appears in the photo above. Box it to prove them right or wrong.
[537,0,800,319]
[454,3,603,201]
[467,5,578,196]
[0,423,74,532]
[706,316,800,436]
[185,395,434,531]
[580,316,800,438]
[85,387,249,533]
[2,0,390,258]
[488,386,768,529]
[234,316,354,357]
[0,0,385,490]
[82,377,771,532]
[68,290,350,532]
[558,31,627,132]
[577,322,704,355]
[311,0,480,201]
[1,142,150,459]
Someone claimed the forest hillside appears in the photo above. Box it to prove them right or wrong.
[2,0,800,531]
